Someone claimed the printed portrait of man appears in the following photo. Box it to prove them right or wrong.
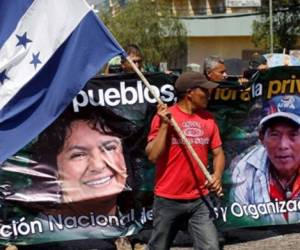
[230,95,300,224]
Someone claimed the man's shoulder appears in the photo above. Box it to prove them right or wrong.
[168,105,216,122]
[168,104,180,114]
[196,109,215,120]
[231,145,267,173]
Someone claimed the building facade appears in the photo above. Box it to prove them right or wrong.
[170,0,263,67]
[93,0,264,70]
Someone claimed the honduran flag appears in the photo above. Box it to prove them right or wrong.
[0,0,126,163]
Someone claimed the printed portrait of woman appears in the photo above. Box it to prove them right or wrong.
[32,105,136,215]
[57,119,126,203]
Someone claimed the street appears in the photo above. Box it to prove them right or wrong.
[1,225,300,250]
[172,225,300,250]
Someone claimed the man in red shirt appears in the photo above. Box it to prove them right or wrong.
[146,72,225,250]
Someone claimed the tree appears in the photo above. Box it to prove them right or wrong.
[252,0,300,52]
[100,0,187,70]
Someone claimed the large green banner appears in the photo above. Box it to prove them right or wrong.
[0,68,299,245]
[0,73,175,245]
[217,66,300,228]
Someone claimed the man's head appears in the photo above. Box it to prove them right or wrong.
[249,52,267,70]
[121,44,143,72]
[259,95,300,177]
[203,55,227,82]
[244,53,268,79]
[175,71,219,109]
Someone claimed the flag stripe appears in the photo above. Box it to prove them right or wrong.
[0,2,125,163]
[0,0,91,109]
[0,0,33,48]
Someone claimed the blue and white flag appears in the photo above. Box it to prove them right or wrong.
[0,0,126,163]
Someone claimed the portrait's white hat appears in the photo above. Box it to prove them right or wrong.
[259,95,300,127]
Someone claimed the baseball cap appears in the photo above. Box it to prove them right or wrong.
[259,95,300,127]
[175,72,219,94]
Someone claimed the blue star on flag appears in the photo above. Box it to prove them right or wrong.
[0,69,9,85]
[16,32,32,49]
[30,52,42,69]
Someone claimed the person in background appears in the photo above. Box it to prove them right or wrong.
[146,72,225,250]
[186,63,201,73]
[102,44,143,75]
[204,55,251,86]
[203,55,227,82]
[120,44,143,73]
[243,52,268,81]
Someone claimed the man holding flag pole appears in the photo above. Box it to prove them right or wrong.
[143,70,225,249]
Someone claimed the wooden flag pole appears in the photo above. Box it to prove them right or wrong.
[126,56,214,184]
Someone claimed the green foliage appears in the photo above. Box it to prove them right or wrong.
[252,0,300,52]
[100,0,187,69]
[252,19,280,51]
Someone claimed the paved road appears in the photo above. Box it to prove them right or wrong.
[171,234,300,250]
[1,225,300,250]
[223,226,300,250]
[223,233,300,250]
[171,225,300,250]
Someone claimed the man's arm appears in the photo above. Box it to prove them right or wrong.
[146,104,171,163]
[206,146,225,196]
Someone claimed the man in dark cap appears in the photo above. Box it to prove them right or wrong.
[146,71,225,250]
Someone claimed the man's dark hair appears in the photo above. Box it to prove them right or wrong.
[121,44,142,64]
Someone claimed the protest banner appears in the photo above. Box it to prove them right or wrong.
[217,66,300,228]
[0,68,300,245]
[0,73,176,245]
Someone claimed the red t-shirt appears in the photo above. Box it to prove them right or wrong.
[269,175,300,201]
[148,104,222,200]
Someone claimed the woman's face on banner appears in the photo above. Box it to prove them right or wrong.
[262,121,300,176]
[56,120,127,203]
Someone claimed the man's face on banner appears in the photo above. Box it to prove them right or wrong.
[56,120,127,203]
[261,121,300,176]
